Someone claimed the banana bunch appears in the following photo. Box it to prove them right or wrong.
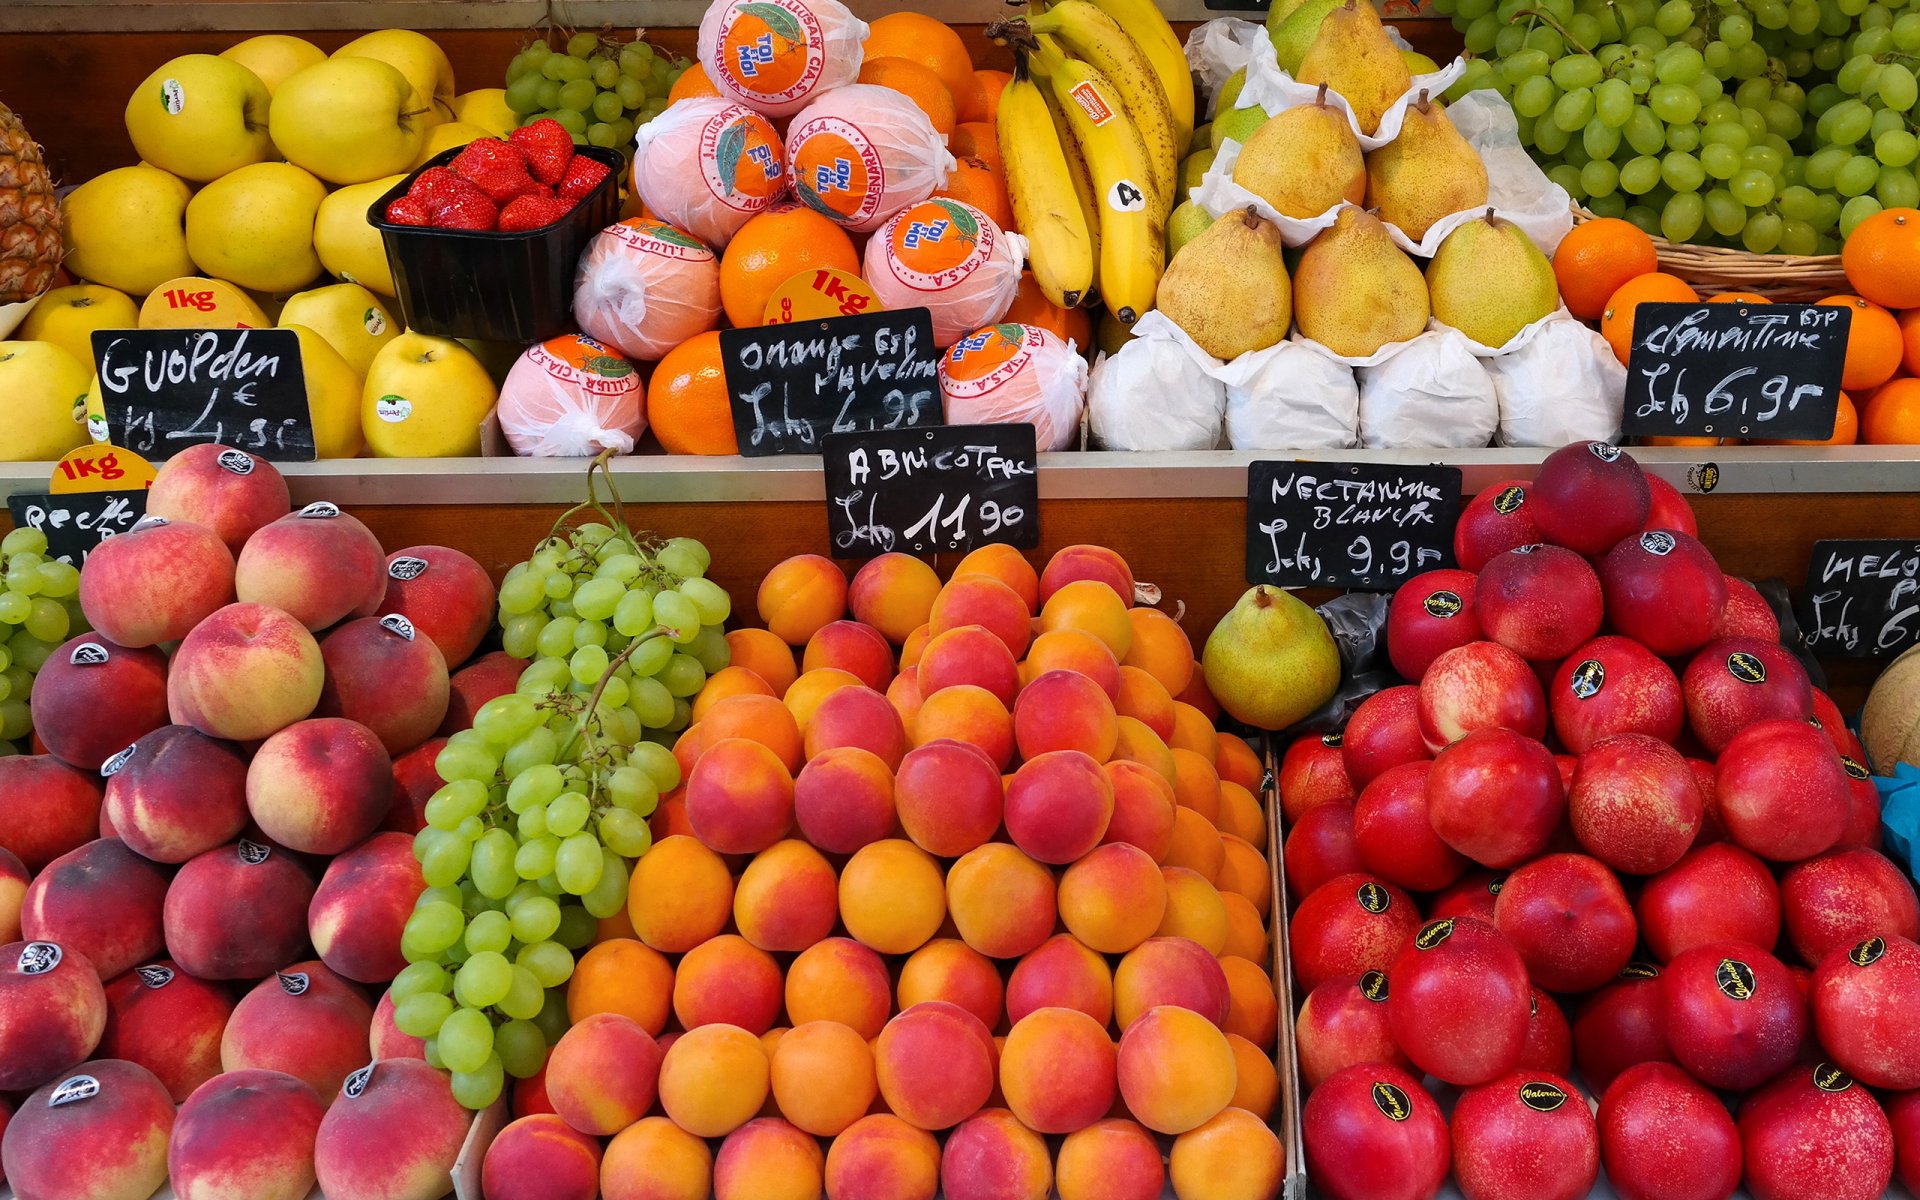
[991,0,1195,325]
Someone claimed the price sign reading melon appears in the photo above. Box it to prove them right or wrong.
[1797,539,1920,657]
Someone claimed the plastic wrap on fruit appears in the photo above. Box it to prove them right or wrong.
[786,85,957,233]
[938,323,1087,451]
[498,334,645,457]
[1285,592,1399,735]
[631,98,787,247]
[573,218,723,362]
[1491,316,1628,447]
[865,199,1028,349]
[1356,329,1497,449]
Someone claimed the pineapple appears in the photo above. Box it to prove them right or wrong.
[0,102,61,305]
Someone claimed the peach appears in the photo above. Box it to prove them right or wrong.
[658,1023,770,1138]
[1170,1107,1285,1200]
[947,842,1059,959]
[734,839,837,951]
[20,838,166,980]
[0,939,107,1090]
[146,443,291,554]
[102,726,247,863]
[482,1114,601,1200]
[1103,760,1178,861]
[930,574,1033,657]
[804,619,895,690]
[826,1113,941,1200]
[1165,807,1226,883]
[0,755,102,872]
[1117,1005,1237,1134]
[1057,1118,1167,1200]
[545,1012,663,1136]
[567,937,674,1034]
[1001,1007,1118,1133]
[602,1116,712,1200]
[1005,749,1114,864]
[895,738,1003,857]
[626,834,733,953]
[1221,956,1279,1049]
[840,838,947,955]
[786,937,893,1038]
[2,1058,173,1200]
[1217,780,1266,844]
[1170,748,1222,822]
[1217,734,1262,788]
[78,517,236,648]
[726,628,800,698]
[793,746,897,854]
[900,623,933,667]
[1177,666,1220,720]
[955,544,1041,610]
[246,717,391,855]
[380,545,494,668]
[700,693,805,771]
[30,636,167,772]
[1042,579,1134,659]
[234,504,387,632]
[168,1068,325,1200]
[848,553,942,645]
[1023,628,1121,699]
[805,684,907,767]
[771,1019,877,1136]
[1114,665,1176,740]
[1169,703,1219,759]
[1115,936,1231,1029]
[921,624,1022,705]
[1221,891,1269,963]
[167,602,325,741]
[1059,842,1167,954]
[1123,608,1195,693]
[1217,836,1273,912]
[876,1001,996,1130]
[714,1117,823,1200]
[758,554,849,645]
[369,989,425,1061]
[672,934,783,1033]
[222,962,374,1098]
[164,839,315,979]
[785,667,864,733]
[308,832,424,983]
[898,939,1003,1031]
[1041,545,1135,605]
[1158,865,1230,953]
[685,736,794,854]
[692,665,777,722]
[315,615,450,756]
[1015,669,1120,762]
[1227,1033,1279,1119]
[1112,716,1178,784]
[312,1058,472,1200]
[887,666,926,729]
[941,1107,1053,1200]
[0,847,23,941]
[911,683,1014,767]
[440,651,525,735]
[1008,933,1114,1025]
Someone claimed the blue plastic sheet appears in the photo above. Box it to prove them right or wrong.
[1875,762,1920,878]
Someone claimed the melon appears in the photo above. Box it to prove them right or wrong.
[1860,645,1920,772]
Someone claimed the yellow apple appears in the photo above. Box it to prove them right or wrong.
[185,162,327,294]
[220,34,326,95]
[284,324,365,458]
[279,282,396,375]
[362,332,496,458]
[453,89,517,137]
[270,58,431,184]
[17,285,137,368]
[124,54,273,182]
[313,176,403,297]
[137,276,271,329]
[61,165,195,296]
[0,342,91,461]
[332,29,457,125]
[413,122,492,168]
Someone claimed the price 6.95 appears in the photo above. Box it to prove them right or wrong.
[1633,364,1825,431]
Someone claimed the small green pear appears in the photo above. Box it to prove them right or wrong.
[1210,105,1268,149]
[1427,211,1560,347]
[1165,200,1216,258]
[1202,585,1342,730]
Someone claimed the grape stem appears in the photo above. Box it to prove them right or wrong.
[1511,8,1596,55]
[556,627,666,766]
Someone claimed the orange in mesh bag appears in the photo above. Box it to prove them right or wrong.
[938,322,1088,451]
[497,334,646,457]
[573,219,723,362]
[786,84,957,233]
[863,198,1026,348]
[632,98,787,248]
[697,0,868,117]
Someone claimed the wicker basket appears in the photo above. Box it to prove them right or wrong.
[1572,205,1850,302]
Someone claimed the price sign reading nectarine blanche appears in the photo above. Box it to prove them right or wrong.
[821,424,1038,558]
[92,328,315,462]
[1796,538,1920,658]
[1622,303,1847,442]
[1245,461,1462,590]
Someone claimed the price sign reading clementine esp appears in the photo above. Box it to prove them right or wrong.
[764,267,881,324]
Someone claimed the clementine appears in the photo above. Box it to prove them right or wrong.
[858,56,957,137]
[1842,206,1920,309]
[1819,294,1903,390]
[1598,272,1698,363]
[1553,217,1659,320]
[862,12,976,112]
[647,331,737,455]
[718,203,860,328]
[1861,376,1920,443]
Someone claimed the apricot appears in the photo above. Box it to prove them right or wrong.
[946,842,1058,959]
[1216,781,1266,844]
[1024,628,1122,699]
[734,839,837,952]
[954,544,1041,611]
[793,747,896,855]
[1216,734,1263,790]
[1227,1033,1279,1119]
[785,667,864,733]
[911,684,1014,768]
[898,938,1004,1030]
[887,666,926,730]
[1169,748,1223,824]
[1221,956,1280,1049]
[1170,1107,1284,1200]
[1058,1118,1167,1200]
[770,1020,877,1136]
[840,839,946,956]
[1176,667,1220,720]
[1014,669,1120,762]
[1040,545,1135,606]
[1115,936,1232,1029]
[1042,579,1134,659]
[1113,665,1177,740]
[920,624,1020,705]
[482,1114,601,1200]
[1008,933,1114,1026]
[1165,808,1226,883]
[627,835,733,953]
[698,694,804,771]
[1117,1005,1238,1134]
[546,1013,663,1136]
[757,554,848,645]
[1216,835,1273,912]
[1058,842,1167,954]
[895,739,1003,857]
[691,666,776,723]
[900,624,933,669]
[725,628,799,697]
[658,1023,769,1138]
[1157,866,1232,953]
[1001,1007,1118,1133]
[804,620,896,692]
[876,1001,996,1130]
[1123,608,1195,696]
[1005,749,1114,864]
[1169,703,1219,759]
[785,937,893,1038]
[1103,760,1179,861]
[1221,891,1270,963]
[848,553,941,645]
[713,1118,823,1200]
[941,1107,1053,1200]
[685,737,794,855]
[601,1116,711,1200]
[804,685,907,768]
[672,934,783,1033]
[568,938,674,1035]
[1111,716,1178,784]
[930,575,1033,658]
[825,1114,939,1200]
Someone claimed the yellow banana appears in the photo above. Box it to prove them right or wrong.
[1076,0,1196,147]
[997,69,1096,309]
[1027,0,1178,221]
[1030,34,1164,324]
[1038,78,1103,298]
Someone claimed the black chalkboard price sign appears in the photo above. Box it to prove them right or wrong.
[1796,538,1920,658]
[821,424,1038,558]
[1246,461,1463,589]
[721,309,941,457]
[6,489,148,566]
[1622,302,1848,441]
[93,328,315,462]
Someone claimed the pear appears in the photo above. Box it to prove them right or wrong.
[1365,90,1489,239]
[1233,84,1366,219]
[1296,0,1412,136]
[1292,207,1430,357]
[1181,149,1218,192]
[1165,200,1216,259]
[1155,205,1292,359]
[1266,0,1318,37]
[1427,211,1560,347]
[1272,0,1344,75]
[1210,105,1268,149]
[1201,585,1341,731]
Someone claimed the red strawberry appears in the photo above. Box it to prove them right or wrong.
[384,196,431,226]
[407,166,467,205]
[497,194,573,233]
[557,156,611,204]
[450,138,540,203]
[432,191,499,231]
[509,118,575,186]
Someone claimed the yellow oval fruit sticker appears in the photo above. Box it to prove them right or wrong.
[48,443,156,494]
[764,267,882,324]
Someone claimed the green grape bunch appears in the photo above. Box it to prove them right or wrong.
[502,29,693,153]
[1432,0,1920,253]
[0,526,89,756]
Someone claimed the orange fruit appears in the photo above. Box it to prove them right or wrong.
[966,69,1012,125]
[863,13,976,113]
[718,203,859,328]
[1706,291,1770,304]
[1003,270,1094,349]
[1754,392,1858,446]
[1862,376,1920,443]
[951,121,1002,170]
[1552,217,1660,321]
[857,56,957,137]
[936,157,1016,232]
[1843,206,1920,309]
[667,63,721,105]
[1599,272,1699,363]
[1897,308,1920,374]
[1819,294,1903,390]
[648,331,737,455]
[1642,436,1726,446]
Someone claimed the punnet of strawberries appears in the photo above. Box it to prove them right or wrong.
[384,117,613,234]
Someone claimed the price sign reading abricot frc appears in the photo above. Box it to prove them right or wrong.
[721,309,941,457]
[1245,461,1463,589]
[93,328,315,462]
[6,489,147,566]
[1796,539,1920,658]
[821,424,1038,558]
[1622,302,1848,441]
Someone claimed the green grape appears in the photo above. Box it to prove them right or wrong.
[517,804,550,842]
[465,909,512,955]
[659,538,712,577]
[583,850,629,919]
[1704,38,1735,71]
[477,693,544,745]
[1809,82,1846,118]
[496,1020,547,1079]
[500,966,546,1021]
[592,58,620,89]
[393,961,451,999]
[1778,183,1822,219]
[34,561,77,598]
[1553,55,1606,89]
[588,122,621,149]
[1837,54,1881,94]
[1583,119,1622,161]
[535,616,577,659]
[4,568,40,597]
[1789,0,1823,31]
[454,949,514,1009]
[508,764,565,813]
[1842,193,1886,234]
[1661,190,1707,239]
[1702,120,1752,150]
[1883,64,1920,110]
[678,576,732,624]
[1667,121,1701,151]
[471,830,521,899]
[630,740,681,791]
[1662,150,1708,190]
[503,726,559,777]
[1596,78,1636,127]
[555,832,604,894]
[1815,192,1845,231]
[0,529,46,556]
[426,780,489,831]
[435,736,501,785]
[1721,12,1755,45]
[395,992,454,1038]
[1524,25,1566,55]
[516,835,560,880]
[1742,145,1784,175]
[1656,0,1697,31]
[0,594,26,628]
[1781,217,1821,253]
[1650,82,1703,122]
[519,657,570,693]
[22,599,65,643]
[555,905,599,950]
[1506,77,1553,121]
[1727,167,1776,206]
[506,73,546,114]
[1656,45,1706,83]
[499,570,547,615]
[501,613,544,659]
[1624,105,1667,156]
[573,619,608,650]
[439,1006,496,1075]
[570,643,609,686]
[1742,211,1784,251]
[659,653,707,699]
[1465,12,1502,52]
[405,900,466,956]
[1807,144,1852,186]
[1894,10,1920,47]
[1621,154,1666,192]
[1766,100,1804,140]
[1729,41,1768,77]
[1549,162,1585,200]
[518,939,576,987]
[567,31,601,56]
[452,1056,507,1110]
[599,806,654,857]
[1628,26,1670,51]
[1856,24,1895,53]
[1879,164,1920,207]
[548,791,591,837]
[1704,187,1748,234]
[1755,0,1790,26]
[651,590,701,640]
[1839,153,1883,194]
[573,577,624,621]
[509,894,563,943]
[1702,142,1743,178]
[553,55,591,82]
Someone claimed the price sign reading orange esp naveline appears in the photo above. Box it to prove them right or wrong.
[764,267,883,324]
[47,444,156,494]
